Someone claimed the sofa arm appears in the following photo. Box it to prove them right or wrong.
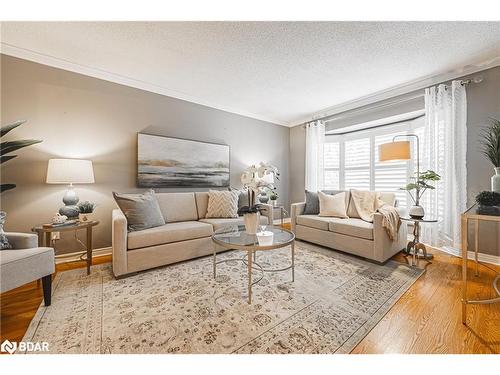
[373,213,408,263]
[112,209,128,277]
[290,202,306,233]
[6,232,38,249]
[259,203,273,225]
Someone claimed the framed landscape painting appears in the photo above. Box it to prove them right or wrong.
[137,133,230,188]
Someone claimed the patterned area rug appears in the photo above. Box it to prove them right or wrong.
[21,241,422,354]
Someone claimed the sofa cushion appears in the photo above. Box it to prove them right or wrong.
[296,215,335,231]
[113,190,165,231]
[155,192,198,222]
[318,191,348,218]
[0,247,55,293]
[328,218,374,240]
[347,190,396,218]
[195,192,210,219]
[206,190,239,218]
[200,215,268,231]
[127,221,213,250]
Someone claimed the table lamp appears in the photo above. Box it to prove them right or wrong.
[46,158,95,218]
[379,134,425,219]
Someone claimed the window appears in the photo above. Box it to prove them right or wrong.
[323,116,424,208]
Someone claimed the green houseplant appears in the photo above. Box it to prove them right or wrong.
[475,191,500,215]
[1,120,42,193]
[479,117,500,193]
[400,170,441,212]
[77,201,96,222]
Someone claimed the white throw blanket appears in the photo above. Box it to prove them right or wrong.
[350,190,401,240]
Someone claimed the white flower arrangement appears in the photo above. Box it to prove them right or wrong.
[239,162,280,212]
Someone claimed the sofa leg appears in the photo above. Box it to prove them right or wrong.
[41,275,52,306]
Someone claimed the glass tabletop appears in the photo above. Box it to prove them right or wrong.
[400,216,438,223]
[212,225,294,248]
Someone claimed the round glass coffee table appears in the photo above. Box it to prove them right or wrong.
[211,225,295,304]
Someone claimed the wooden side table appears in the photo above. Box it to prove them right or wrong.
[33,220,100,275]
[461,204,500,325]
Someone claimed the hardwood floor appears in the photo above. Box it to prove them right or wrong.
[1,248,498,354]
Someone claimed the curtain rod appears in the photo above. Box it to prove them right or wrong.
[304,75,483,126]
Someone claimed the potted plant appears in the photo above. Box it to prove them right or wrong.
[479,117,500,193]
[269,189,279,206]
[400,170,441,218]
[78,201,96,222]
[239,162,279,234]
[475,191,500,215]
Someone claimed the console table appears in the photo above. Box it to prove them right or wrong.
[33,220,99,275]
[461,204,500,325]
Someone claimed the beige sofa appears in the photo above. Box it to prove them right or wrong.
[112,191,272,277]
[291,191,407,263]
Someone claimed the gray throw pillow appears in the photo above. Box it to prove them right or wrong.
[303,190,320,214]
[303,190,342,215]
[113,190,165,232]
[0,211,12,250]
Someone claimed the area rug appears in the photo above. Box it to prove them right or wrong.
[21,241,422,354]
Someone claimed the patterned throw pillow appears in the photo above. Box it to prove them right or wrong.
[206,190,239,218]
[0,211,12,250]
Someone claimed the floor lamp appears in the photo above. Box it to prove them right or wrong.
[379,134,425,218]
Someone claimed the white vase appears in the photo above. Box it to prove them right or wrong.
[491,167,500,193]
[243,212,259,234]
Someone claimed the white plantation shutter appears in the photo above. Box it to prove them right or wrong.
[324,142,340,189]
[344,138,370,190]
[324,115,425,207]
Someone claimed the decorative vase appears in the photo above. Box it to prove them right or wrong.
[243,212,260,234]
[409,204,425,219]
[78,212,94,222]
[491,167,500,193]
[258,194,269,204]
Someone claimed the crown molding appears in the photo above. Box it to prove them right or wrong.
[291,55,500,127]
[0,43,290,127]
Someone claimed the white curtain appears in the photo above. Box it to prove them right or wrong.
[421,81,467,249]
[305,120,326,192]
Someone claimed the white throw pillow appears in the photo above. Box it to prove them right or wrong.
[318,191,348,218]
[206,190,239,218]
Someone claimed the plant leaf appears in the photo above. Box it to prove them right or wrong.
[0,155,17,164]
[0,120,26,137]
[0,140,42,156]
[0,184,16,193]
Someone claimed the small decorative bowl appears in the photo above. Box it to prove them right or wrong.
[256,231,274,246]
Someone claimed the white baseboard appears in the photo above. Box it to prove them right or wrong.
[437,247,500,266]
[54,247,112,264]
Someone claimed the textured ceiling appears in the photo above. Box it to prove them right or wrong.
[2,22,500,126]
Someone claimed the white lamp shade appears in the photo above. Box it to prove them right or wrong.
[379,141,411,162]
[46,159,95,184]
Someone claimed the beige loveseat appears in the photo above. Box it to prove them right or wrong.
[291,191,407,263]
[112,191,272,277]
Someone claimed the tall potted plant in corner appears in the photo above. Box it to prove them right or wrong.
[0,120,42,248]
[479,117,500,193]
[1,120,42,193]
[239,162,279,234]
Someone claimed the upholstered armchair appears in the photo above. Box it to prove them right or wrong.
[0,232,55,306]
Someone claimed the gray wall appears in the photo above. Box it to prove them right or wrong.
[0,55,290,254]
[289,65,500,256]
